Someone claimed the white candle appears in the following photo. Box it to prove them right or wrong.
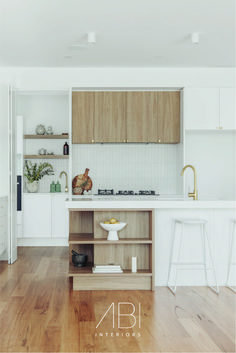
[132,257,137,273]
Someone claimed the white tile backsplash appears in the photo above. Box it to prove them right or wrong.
[72,143,183,195]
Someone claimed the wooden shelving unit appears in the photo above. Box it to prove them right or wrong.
[24,155,69,159]
[69,263,152,276]
[68,209,155,290]
[24,134,69,139]
[69,233,152,244]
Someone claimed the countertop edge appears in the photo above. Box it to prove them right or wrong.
[65,199,236,209]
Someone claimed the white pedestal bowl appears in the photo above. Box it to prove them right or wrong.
[100,222,127,241]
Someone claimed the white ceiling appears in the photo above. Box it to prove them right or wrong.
[0,0,235,68]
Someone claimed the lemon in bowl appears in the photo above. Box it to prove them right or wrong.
[109,218,117,224]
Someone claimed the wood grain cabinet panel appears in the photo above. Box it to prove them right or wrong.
[127,91,158,143]
[72,92,94,144]
[72,90,180,144]
[157,91,180,143]
[94,92,126,143]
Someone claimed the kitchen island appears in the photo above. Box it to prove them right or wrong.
[66,198,236,289]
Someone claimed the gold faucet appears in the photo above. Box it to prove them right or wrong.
[181,164,198,200]
[60,171,68,193]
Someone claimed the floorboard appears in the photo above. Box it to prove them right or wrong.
[0,247,235,353]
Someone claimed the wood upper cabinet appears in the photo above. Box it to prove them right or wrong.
[157,91,180,143]
[72,91,94,143]
[94,92,126,143]
[126,92,158,143]
[126,91,180,143]
[72,90,180,144]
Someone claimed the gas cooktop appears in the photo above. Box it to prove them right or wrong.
[97,189,158,196]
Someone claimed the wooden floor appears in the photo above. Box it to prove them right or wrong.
[0,247,235,353]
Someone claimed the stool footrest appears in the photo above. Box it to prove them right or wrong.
[172,262,205,266]
[226,286,236,293]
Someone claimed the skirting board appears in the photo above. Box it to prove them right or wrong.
[17,238,69,246]
[73,276,152,290]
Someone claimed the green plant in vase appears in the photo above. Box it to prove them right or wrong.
[24,161,54,193]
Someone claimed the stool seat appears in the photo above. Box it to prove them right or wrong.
[168,217,219,295]
[175,218,208,225]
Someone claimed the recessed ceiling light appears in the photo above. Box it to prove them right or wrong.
[68,32,97,50]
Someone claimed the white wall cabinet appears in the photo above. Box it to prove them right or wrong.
[23,194,68,242]
[185,87,235,130]
[219,88,236,129]
[185,88,219,129]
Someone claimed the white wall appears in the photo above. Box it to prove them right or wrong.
[0,83,9,197]
[0,67,235,197]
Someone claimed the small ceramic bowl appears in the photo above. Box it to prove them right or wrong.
[72,253,87,267]
[100,222,127,241]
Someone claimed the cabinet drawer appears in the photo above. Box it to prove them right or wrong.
[0,216,7,234]
[0,236,6,256]
[73,276,152,290]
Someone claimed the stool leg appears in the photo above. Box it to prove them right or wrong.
[226,222,236,293]
[204,224,219,294]
[168,223,184,295]
[201,224,209,287]
[167,221,176,294]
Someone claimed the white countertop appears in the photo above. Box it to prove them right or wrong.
[65,196,236,209]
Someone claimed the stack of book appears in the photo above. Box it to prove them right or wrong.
[92,264,123,273]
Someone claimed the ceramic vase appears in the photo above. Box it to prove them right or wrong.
[36,125,46,135]
[27,181,39,193]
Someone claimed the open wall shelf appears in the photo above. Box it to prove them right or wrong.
[68,209,155,290]
[24,155,69,159]
[24,134,69,139]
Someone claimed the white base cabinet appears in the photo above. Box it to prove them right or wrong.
[0,197,8,256]
[23,194,51,238]
[51,195,68,238]
[22,194,68,245]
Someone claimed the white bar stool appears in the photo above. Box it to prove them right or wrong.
[226,220,236,293]
[167,218,219,295]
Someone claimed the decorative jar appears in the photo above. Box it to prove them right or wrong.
[27,181,39,193]
[36,125,46,135]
